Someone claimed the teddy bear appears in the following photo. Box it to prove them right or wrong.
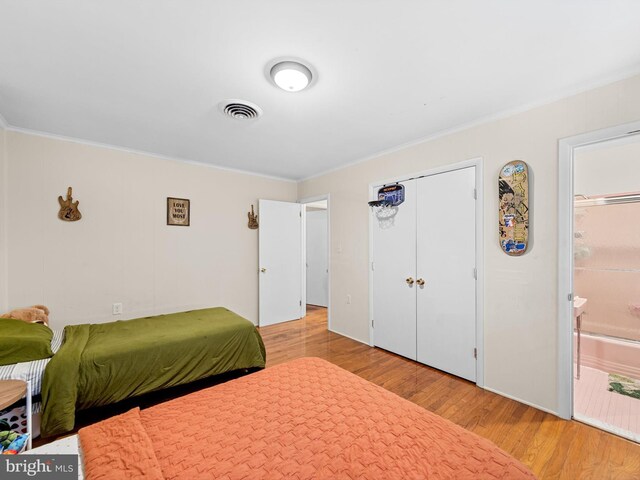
[0,305,50,326]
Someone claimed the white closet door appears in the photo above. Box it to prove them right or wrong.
[372,179,417,360]
[416,167,476,381]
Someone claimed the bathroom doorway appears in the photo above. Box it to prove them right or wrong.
[571,134,640,442]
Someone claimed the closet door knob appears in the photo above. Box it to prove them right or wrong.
[416,278,425,286]
[260,268,267,273]
[405,277,415,285]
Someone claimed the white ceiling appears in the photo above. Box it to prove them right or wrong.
[1,1,640,180]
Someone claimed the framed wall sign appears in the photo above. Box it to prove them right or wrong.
[167,197,190,226]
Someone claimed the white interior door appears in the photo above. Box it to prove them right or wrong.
[372,179,417,360]
[258,199,304,326]
[306,209,328,307]
[416,167,477,381]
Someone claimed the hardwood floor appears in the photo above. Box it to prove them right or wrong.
[259,305,640,480]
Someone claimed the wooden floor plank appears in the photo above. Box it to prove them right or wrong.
[261,306,640,480]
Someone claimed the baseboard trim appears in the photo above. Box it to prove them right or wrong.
[328,327,369,346]
[483,386,560,417]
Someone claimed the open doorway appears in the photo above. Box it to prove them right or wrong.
[300,195,330,330]
[572,134,640,442]
[558,121,640,444]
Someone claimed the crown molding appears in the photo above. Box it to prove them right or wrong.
[5,126,297,183]
[298,65,640,182]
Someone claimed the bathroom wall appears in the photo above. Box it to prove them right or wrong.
[574,136,640,342]
[574,202,640,341]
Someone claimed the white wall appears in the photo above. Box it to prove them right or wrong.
[0,124,7,312]
[306,209,328,307]
[4,131,297,328]
[298,73,640,414]
[575,135,640,196]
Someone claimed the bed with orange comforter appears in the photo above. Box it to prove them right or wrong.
[79,357,536,479]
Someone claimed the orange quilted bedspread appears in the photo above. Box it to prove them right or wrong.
[80,357,536,479]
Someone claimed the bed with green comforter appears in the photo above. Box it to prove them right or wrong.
[41,307,266,437]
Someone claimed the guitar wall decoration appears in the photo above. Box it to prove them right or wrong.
[58,187,82,222]
[247,204,258,229]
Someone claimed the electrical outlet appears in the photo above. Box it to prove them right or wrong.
[112,303,123,315]
[346,295,351,304]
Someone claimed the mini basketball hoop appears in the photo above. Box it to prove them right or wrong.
[369,183,404,214]
[369,185,403,229]
[369,193,398,229]
[375,184,405,206]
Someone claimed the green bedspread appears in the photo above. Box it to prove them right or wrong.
[41,307,266,437]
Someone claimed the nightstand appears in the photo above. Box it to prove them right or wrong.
[0,379,32,451]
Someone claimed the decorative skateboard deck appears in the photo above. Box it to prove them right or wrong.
[499,160,529,256]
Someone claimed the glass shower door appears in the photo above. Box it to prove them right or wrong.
[573,197,640,442]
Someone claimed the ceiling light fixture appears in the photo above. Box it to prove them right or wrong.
[270,61,313,92]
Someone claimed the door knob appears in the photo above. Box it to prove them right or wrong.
[416,278,425,286]
[405,277,414,285]
[260,268,267,273]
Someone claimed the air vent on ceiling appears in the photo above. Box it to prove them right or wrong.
[220,100,263,120]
